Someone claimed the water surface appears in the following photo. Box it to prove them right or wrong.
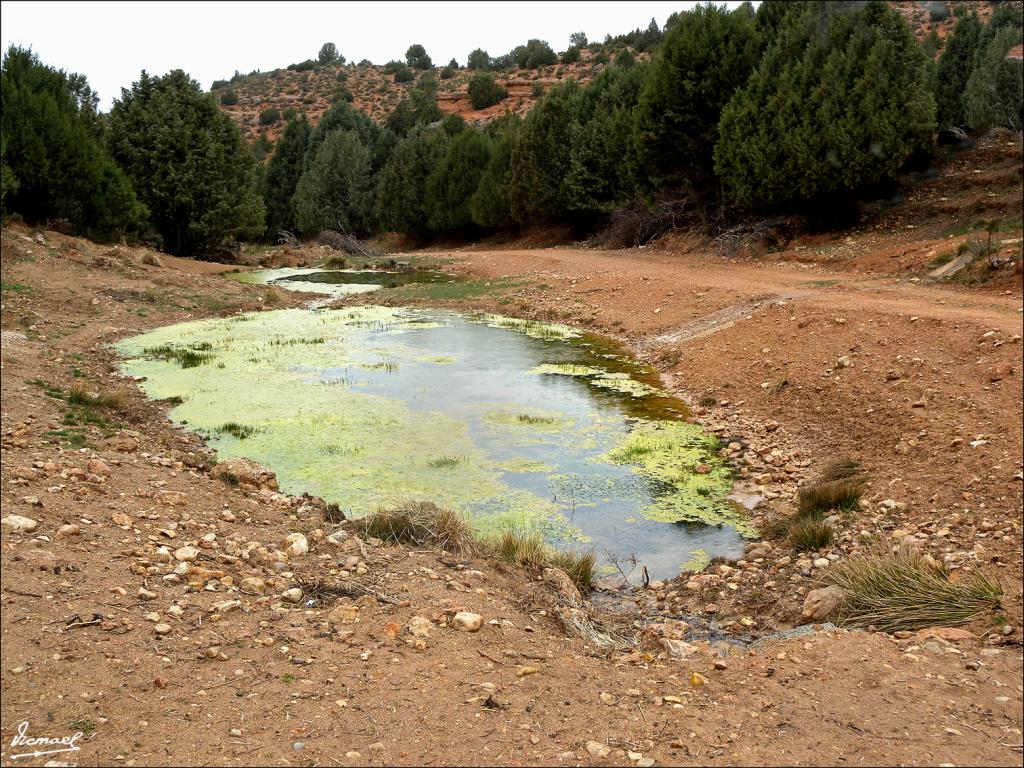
[235,268,457,297]
[117,307,750,579]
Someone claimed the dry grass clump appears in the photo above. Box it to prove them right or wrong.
[825,546,1002,632]
[65,387,131,413]
[359,502,595,591]
[798,478,864,519]
[819,458,863,482]
[789,518,835,552]
[361,501,475,554]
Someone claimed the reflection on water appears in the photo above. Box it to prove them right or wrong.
[234,268,458,297]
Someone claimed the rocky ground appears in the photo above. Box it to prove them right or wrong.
[2,167,1023,768]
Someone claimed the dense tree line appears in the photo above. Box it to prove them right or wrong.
[2,48,264,254]
[4,2,1021,254]
[1,46,145,241]
[271,0,1020,243]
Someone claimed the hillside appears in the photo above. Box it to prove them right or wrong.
[213,0,1012,146]
[213,48,618,143]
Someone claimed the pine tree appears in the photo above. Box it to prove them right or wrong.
[506,81,581,225]
[632,2,762,200]
[292,130,373,235]
[262,114,311,238]
[932,10,983,129]
[563,64,647,216]
[469,117,519,229]
[963,25,1023,132]
[1,46,145,240]
[107,69,263,254]
[376,126,450,239]
[715,2,935,210]
[426,128,492,232]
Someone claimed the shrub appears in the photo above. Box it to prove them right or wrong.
[287,59,318,73]
[211,79,230,90]
[258,107,280,125]
[511,39,557,69]
[825,546,1002,632]
[220,89,238,105]
[467,48,491,70]
[359,502,595,591]
[467,71,508,109]
[561,46,581,64]
[789,518,834,552]
[405,43,433,70]
[393,67,415,83]
[819,458,863,482]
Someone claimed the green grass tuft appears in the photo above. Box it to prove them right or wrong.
[825,547,1002,632]
[789,518,834,552]
[427,455,464,468]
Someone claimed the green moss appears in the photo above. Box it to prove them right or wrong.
[476,314,581,340]
[681,548,711,572]
[598,421,753,535]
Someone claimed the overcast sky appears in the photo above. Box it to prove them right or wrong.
[1,1,715,110]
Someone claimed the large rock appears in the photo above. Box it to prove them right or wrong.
[801,585,845,622]
[451,611,483,632]
[282,533,309,558]
[542,567,581,604]
[1,515,38,533]
[211,458,278,491]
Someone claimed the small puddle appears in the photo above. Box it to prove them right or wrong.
[117,306,752,581]
[234,268,458,297]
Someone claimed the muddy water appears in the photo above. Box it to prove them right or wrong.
[116,306,750,579]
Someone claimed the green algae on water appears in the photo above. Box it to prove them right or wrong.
[599,420,755,536]
[116,305,750,579]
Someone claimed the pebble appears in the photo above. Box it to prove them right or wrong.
[173,546,199,562]
[586,741,611,758]
[813,558,830,568]
[154,623,172,635]
[281,588,303,603]
[239,577,266,595]
[57,523,81,537]
[138,587,157,600]
[229,728,242,737]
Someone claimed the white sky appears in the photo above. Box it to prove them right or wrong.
[1,1,714,110]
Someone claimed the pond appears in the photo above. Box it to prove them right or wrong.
[116,306,751,580]
[234,267,458,297]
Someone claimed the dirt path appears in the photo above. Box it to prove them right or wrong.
[2,226,1022,766]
